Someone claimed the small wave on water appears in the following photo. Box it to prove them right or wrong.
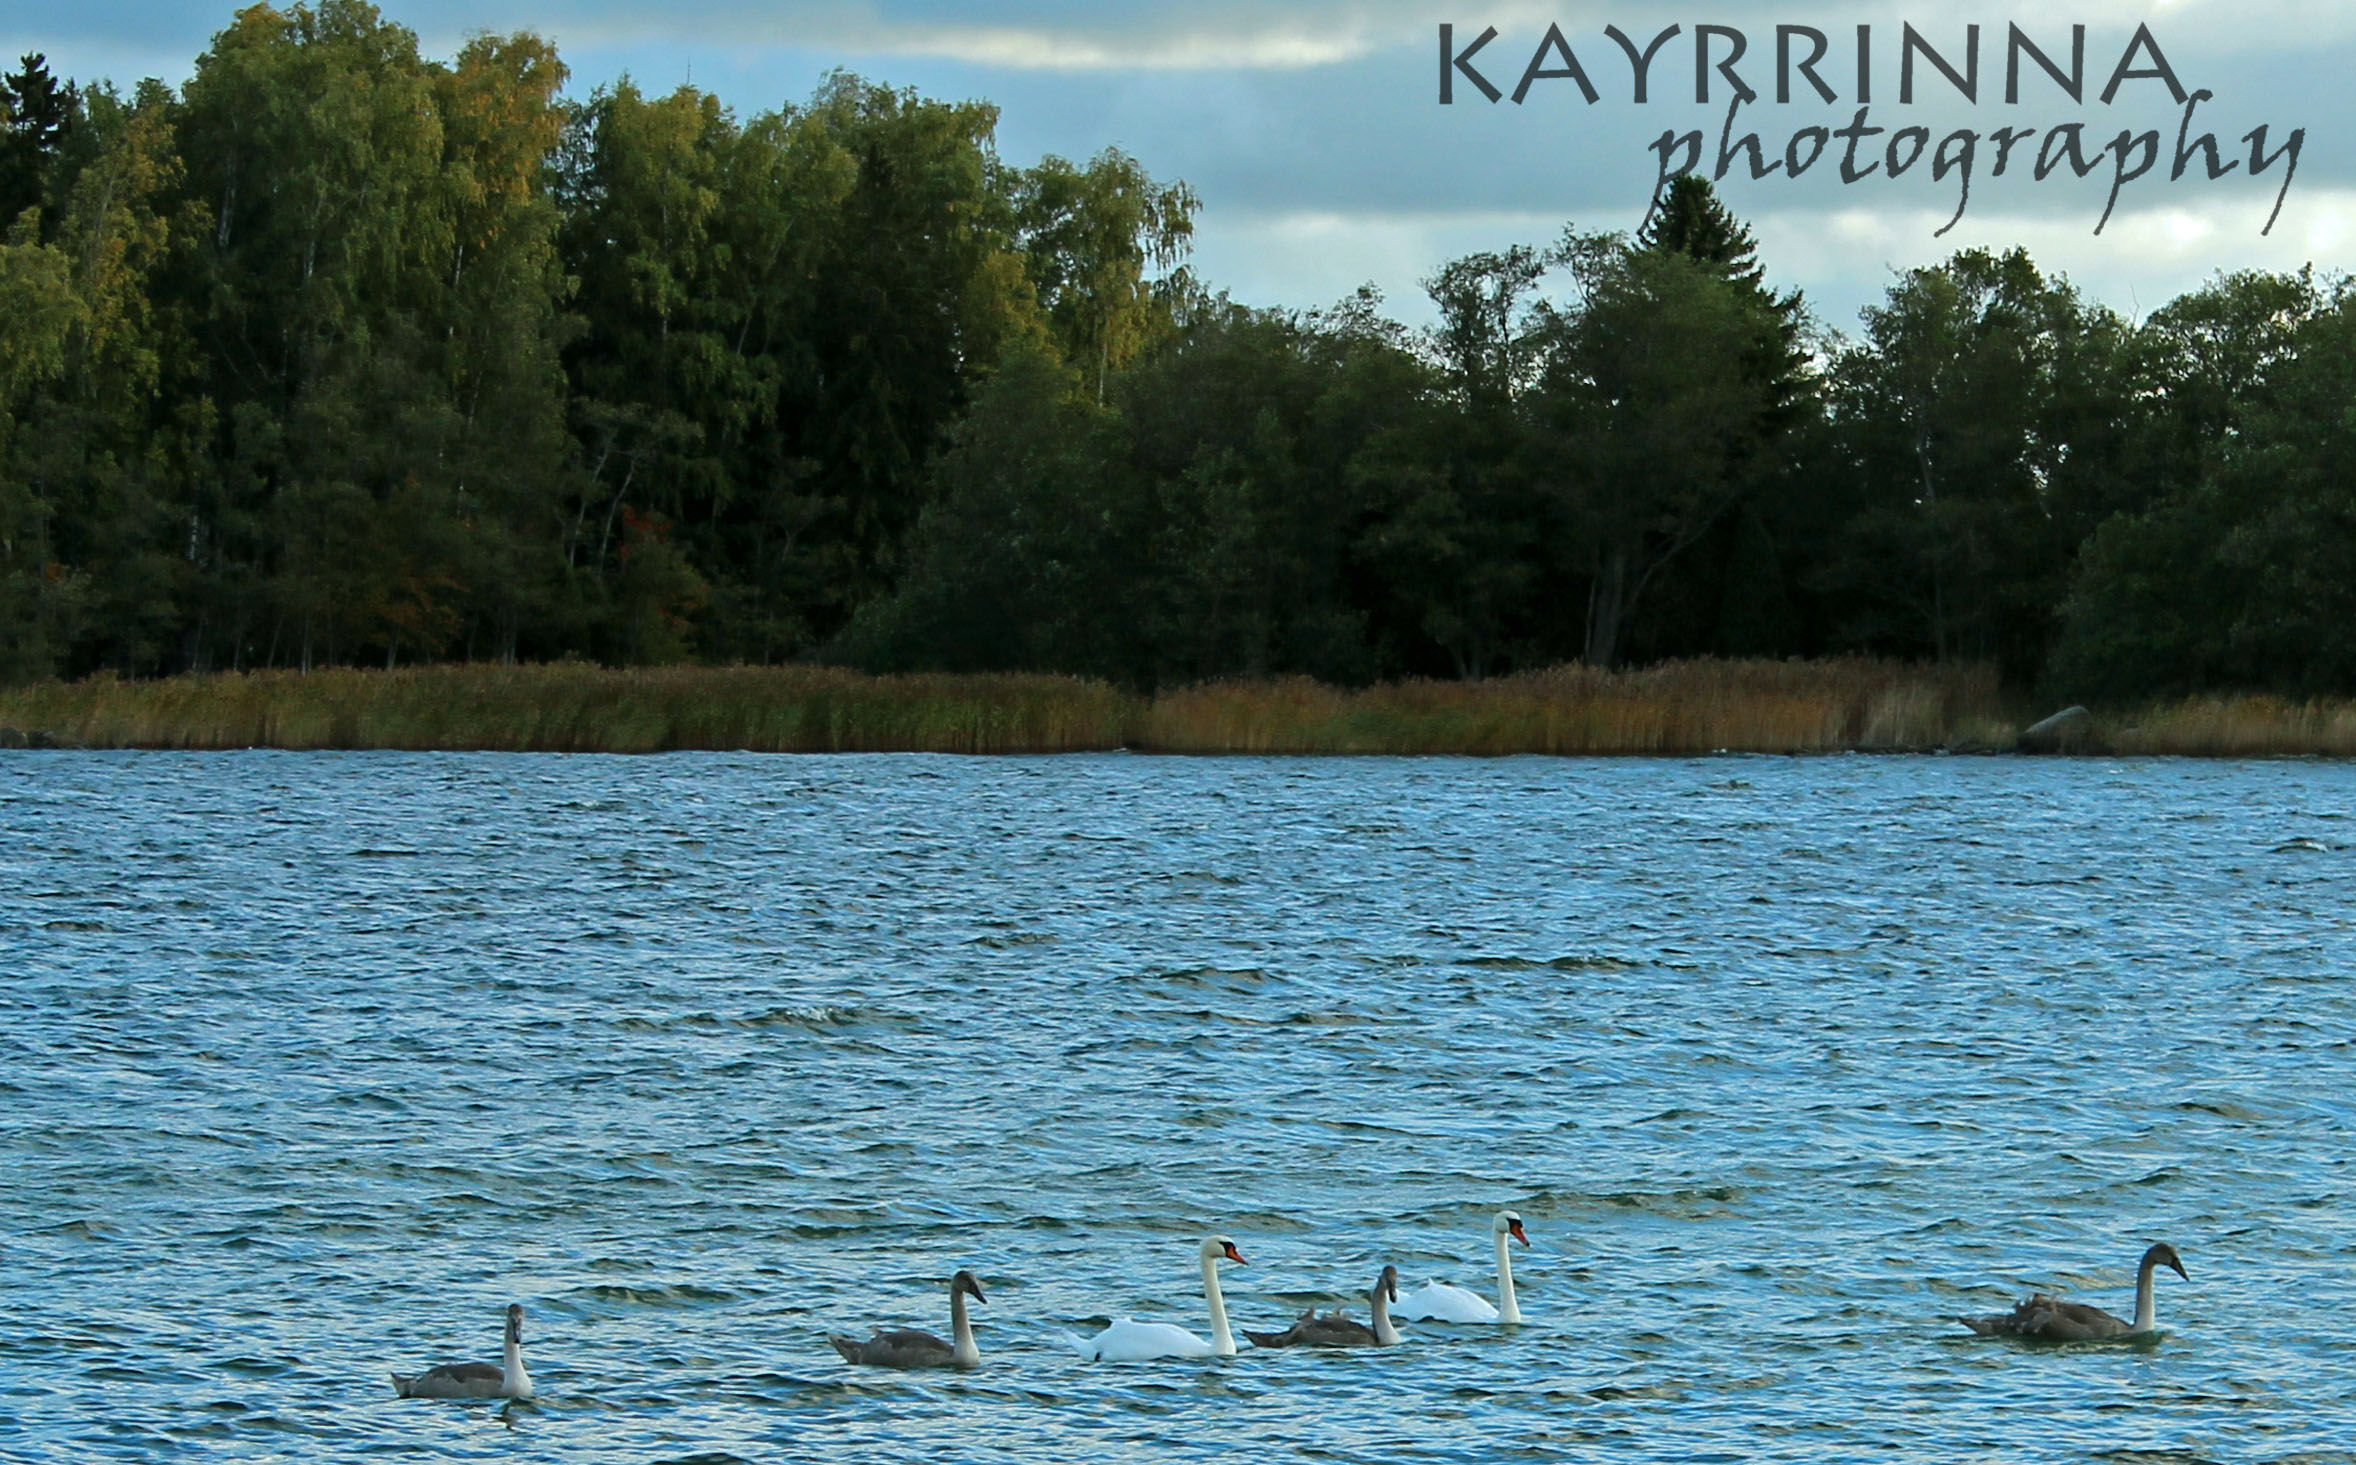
[3,752,2355,1462]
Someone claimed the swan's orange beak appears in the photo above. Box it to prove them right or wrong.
[1223,1242,1247,1265]
[1509,1220,1529,1247]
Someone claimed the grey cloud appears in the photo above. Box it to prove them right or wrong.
[1000,30,2345,233]
[13,0,2342,333]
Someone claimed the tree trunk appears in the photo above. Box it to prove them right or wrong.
[1584,541,1632,668]
[1913,419,1947,661]
[598,459,639,574]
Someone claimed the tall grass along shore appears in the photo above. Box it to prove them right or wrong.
[0,665,1137,755]
[0,658,2079,756]
[2108,696,2356,758]
[6,659,2348,757]
[1138,661,2008,755]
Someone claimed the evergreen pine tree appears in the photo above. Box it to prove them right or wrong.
[1636,174,1807,414]
[0,55,74,230]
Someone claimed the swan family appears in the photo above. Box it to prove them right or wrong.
[391,1228,2193,1397]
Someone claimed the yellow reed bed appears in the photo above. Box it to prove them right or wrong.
[2111,696,2356,758]
[45,657,2328,758]
[0,664,1143,754]
[1137,660,2007,756]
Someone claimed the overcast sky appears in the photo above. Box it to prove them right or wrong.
[8,1,2350,334]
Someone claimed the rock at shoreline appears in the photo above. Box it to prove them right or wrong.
[2017,705,2094,754]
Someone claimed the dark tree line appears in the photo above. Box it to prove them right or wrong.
[3,2,2351,702]
[0,2,1193,679]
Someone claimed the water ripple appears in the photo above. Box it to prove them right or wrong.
[3,752,2353,1462]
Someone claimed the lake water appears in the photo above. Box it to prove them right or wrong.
[3,751,2353,1463]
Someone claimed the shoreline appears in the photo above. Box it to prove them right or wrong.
[6,660,2349,759]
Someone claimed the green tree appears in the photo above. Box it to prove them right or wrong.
[432,31,580,663]
[832,342,1137,677]
[0,219,84,679]
[0,54,74,232]
[18,79,197,676]
[842,292,1436,690]
[1532,238,1781,667]
[1360,247,1549,678]
[165,0,578,670]
[1013,148,1197,403]
[2048,272,2346,698]
[559,72,1047,660]
[783,75,1038,620]
[1637,174,1807,415]
[1822,248,2113,678]
[1120,293,1417,685]
[1628,177,1825,662]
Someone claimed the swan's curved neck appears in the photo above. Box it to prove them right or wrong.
[2132,1257,2159,1333]
[1372,1285,1400,1345]
[1202,1256,1236,1356]
[1496,1230,1522,1324]
[503,1326,530,1396]
[950,1286,979,1366]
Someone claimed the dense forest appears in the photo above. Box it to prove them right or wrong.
[1,1,2350,701]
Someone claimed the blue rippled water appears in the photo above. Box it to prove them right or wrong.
[3,751,2353,1463]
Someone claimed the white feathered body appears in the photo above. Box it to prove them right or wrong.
[1072,1318,1218,1362]
[1393,1280,1501,1323]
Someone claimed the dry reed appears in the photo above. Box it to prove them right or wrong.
[2108,696,2356,758]
[0,664,1141,754]
[1136,659,2007,755]
[19,659,2352,758]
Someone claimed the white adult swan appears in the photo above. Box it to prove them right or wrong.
[830,1270,987,1368]
[392,1302,533,1399]
[1246,1265,1402,1347]
[1072,1236,1247,1361]
[1394,1210,1528,1324]
[1959,1241,2189,1341]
